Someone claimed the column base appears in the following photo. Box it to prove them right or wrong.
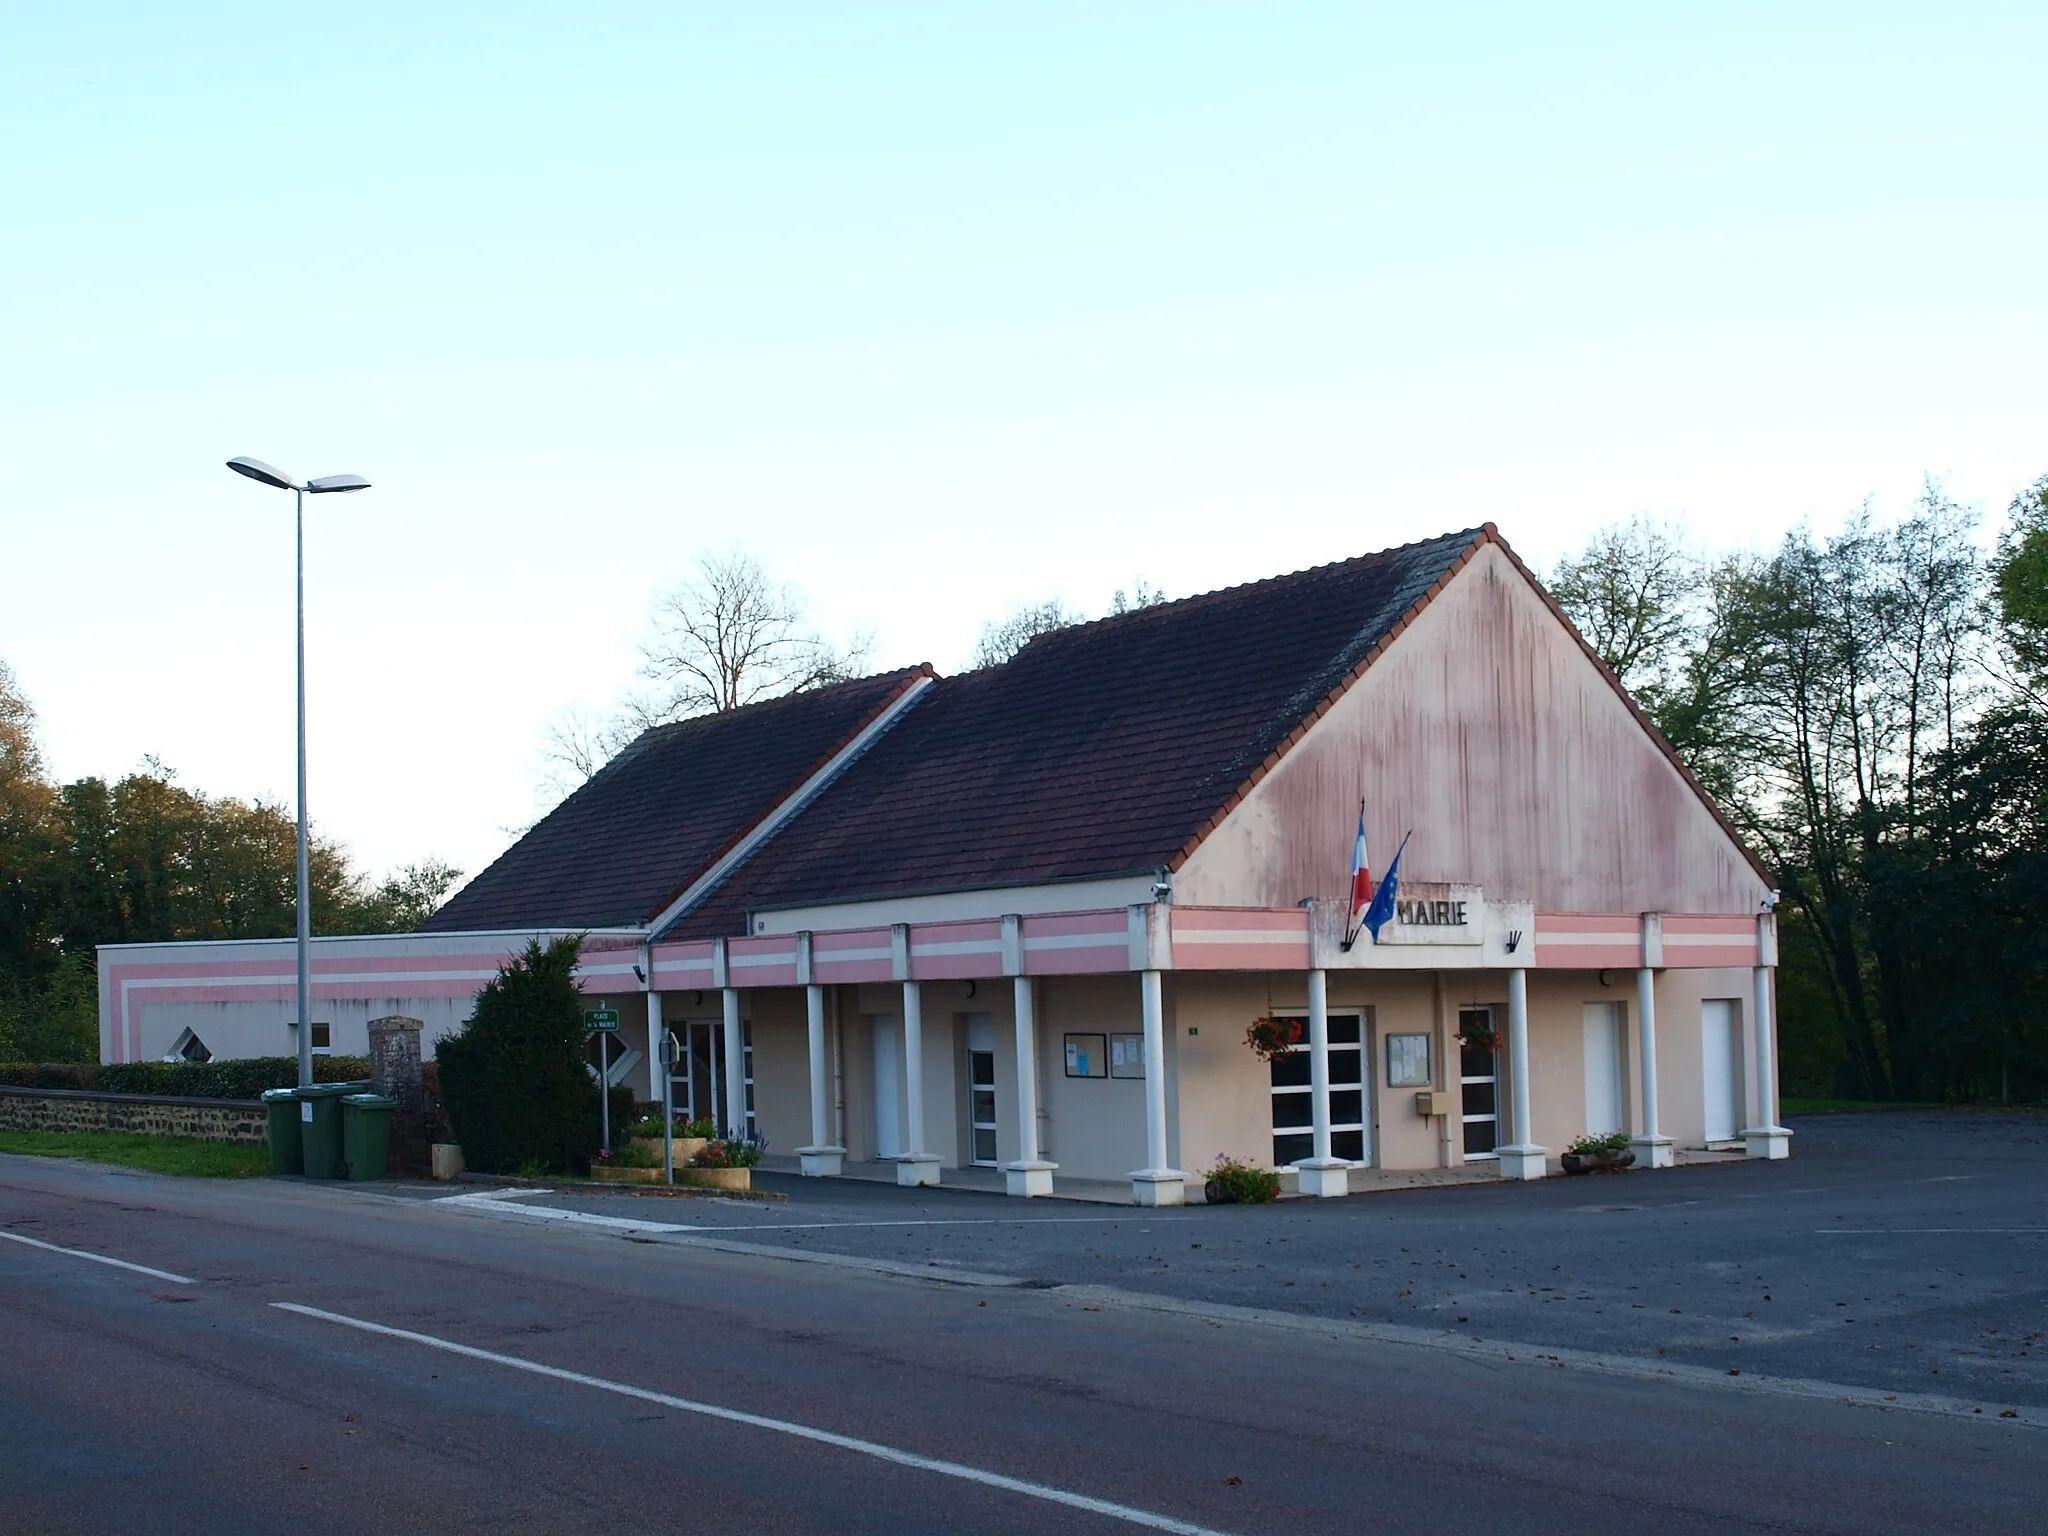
[1292,1158,1350,1198]
[1742,1126,1793,1160]
[1629,1135,1677,1170]
[895,1154,943,1187]
[1129,1169,1186,1207]
[1495,1144,1550,1180]
[1004,1159,1057,1197]
[797,1145,846,1177]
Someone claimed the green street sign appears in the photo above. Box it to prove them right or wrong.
[584,1008,622,1033]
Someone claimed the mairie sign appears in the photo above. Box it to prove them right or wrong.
[583,1007,622,1033]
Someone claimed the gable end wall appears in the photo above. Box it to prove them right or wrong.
[1175,543,1768,914]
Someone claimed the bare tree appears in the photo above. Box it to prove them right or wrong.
[1108,577,1169,615]
[972,599,1085,669]
[639,548,870,719]
[1547,514,1703,708]
[531,550,870,812]
[971,578,1168,670]
[534,704,639,800]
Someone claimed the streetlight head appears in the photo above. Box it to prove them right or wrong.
[226,456,301,491]
[305,472,371,494]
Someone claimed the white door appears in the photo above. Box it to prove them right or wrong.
[1582,1003,1624,1137]
[872,1014,903,1159]
[1702,1000,1741,1143]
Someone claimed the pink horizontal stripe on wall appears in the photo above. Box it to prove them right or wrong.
[1021,910,1125,939]
[813,959,895,984]
[1533,943,1641,970]
[907,948,1002,982]
[106,950,528,984]
[811,927,895,985]
[1174,940,1313,971]
[1172,906,1308,935]
[1024,947,1127,977]
[812,928,891,956]
[1536,914,1640,936]
[1663,915,1755,937]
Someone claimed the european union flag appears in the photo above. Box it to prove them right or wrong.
[1362,831,1410,942]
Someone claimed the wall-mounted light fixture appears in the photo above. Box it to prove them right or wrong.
[1597,969,1614,987]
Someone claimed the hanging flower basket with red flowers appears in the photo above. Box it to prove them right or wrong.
[1244,1014,1303,1063]
[1458,1018,1501,1053]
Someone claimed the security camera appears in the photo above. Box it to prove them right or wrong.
[1150,880,1173,904]
[1762,890,1781,911]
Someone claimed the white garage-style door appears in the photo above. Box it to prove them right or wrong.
[1701,1000,1743,1144]
[872,1014,903,1159]
[1582,1003,1625,1137]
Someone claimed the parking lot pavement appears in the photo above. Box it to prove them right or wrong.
[492,1111,2048,1409]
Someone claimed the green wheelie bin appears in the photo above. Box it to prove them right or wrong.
[296,1083,357,1180]
[340,1093,398,1181]
[261,1087,304,1175]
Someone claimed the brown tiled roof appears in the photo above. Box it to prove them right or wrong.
[421,668,930,932]
[666,529,1488,937]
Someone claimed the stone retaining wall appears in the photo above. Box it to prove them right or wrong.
[0,1085,268,1144]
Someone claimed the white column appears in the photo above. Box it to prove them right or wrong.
[896,979,941,1186]
[1630,967,1675,1168]
[646,988,663,1119]
[798,982,843,1175]
[1294,967,1348,1197]
[1495,966,1548,1179]
[1129,968,1185,1206]
[1004,974,1056,1196]
[1745,961,1792,1158]
[721,986,745,1140]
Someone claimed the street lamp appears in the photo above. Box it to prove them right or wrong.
[225,456,371,1089]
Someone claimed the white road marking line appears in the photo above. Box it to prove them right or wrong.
[0,1229,196,1284]
[272,1302,1236,1536]
[1816,1228,2048,1235]
[734,1217,1176,1232]
[436,1196,694,1235]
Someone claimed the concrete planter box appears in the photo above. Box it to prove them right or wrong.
[679,1166,751,1191]
[591,1164,666,1184]
[671,1137,709,1165]
[1561,1149,1636,1175]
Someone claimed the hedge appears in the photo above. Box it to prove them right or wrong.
[0,1055,372,1100]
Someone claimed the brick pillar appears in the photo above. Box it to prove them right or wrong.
[368,1015,427,1173]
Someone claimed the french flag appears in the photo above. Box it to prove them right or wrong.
[1348,804,1373,933]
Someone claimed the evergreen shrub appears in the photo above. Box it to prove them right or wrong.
[436,936,610,1175]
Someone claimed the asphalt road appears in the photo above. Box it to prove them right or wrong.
[2,1113,2043,1534]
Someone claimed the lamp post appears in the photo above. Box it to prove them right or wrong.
[225,456,371,1089]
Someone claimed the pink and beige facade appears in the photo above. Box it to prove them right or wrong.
[99,528,1791,1201]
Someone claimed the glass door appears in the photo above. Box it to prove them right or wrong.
[1460,1006,1500,1158]
[965,1013,998,1166]
[1269,1012,1368,1166]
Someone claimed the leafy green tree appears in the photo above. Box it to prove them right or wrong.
[1994,475,2048,694]
[435,936,609,1174]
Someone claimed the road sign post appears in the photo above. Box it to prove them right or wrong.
[585,1006,622,1154]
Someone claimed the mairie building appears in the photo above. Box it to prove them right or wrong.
[98,526,1792,1202]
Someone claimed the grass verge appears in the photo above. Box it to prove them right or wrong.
[0,1128,269,1177]
[1781,1097,1941,1114]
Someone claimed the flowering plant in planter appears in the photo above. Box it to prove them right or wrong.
[693,1131,768,1170]
[1566,1130,1631,1156]
[1204,1155,1282,1205]
[1244,1014,1303,1064]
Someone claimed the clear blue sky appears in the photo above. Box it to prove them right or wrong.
[3,3,2043,885]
